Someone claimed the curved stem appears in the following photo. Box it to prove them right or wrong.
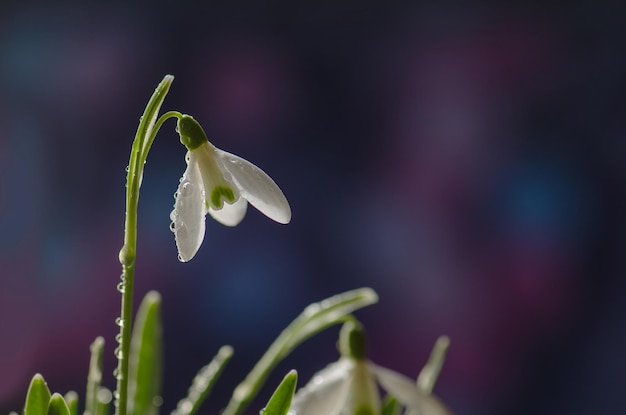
[139,111,182,166]
[115,76,176,415]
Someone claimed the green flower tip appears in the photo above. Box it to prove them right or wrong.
[339,321,368,361]
[177,115,209,150]
[210,185,236,209]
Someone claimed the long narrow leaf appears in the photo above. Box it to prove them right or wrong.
[222,287,378,415]
[260,371,297,415]
[416,336,450,394]
[24,374,51,415]
[85,337,105,415]
[127,291,163,415]
[171,345,234,415]
[406,336,451,415]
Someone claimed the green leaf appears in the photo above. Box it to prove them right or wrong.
[127,291,163,415]
[24,374,51,415]
[381,395,400,415]
[283,287,378,352]
[171,345,234,415]
[222,287,379,415]
[260,370,297,415]
[86,337,105,415]
[47,394,70,415]
[416,336,450,394]
[63,391,78,415]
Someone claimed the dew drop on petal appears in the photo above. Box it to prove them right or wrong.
[179,181,193,197]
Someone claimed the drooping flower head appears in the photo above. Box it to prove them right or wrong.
[288,322,452,415]
[170,115,291,261]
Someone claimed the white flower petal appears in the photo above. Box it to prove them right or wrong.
[288,359,353,415]
[350,360,381,414]
[171,153,206,262]
[208,196,248,227]
[371,364,452,415]
[215,149,291,224]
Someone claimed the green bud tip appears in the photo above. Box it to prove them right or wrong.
[339,321,368,360]
[177,115,209,150]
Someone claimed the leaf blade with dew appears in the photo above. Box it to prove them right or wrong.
[222,287,379,415]
[127,291,163,415]
[47,394,71,415]
[284,287,379,352]
[24,374,51,415]
[63,391,78,415]
[86,337,105,415]
[171,345,234,415]
[260,370,297,415]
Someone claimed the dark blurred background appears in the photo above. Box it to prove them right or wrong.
[2,2,626,414]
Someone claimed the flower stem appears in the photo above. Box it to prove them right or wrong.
[115,76,176,415]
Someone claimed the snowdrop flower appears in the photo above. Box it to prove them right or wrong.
[170,115,291,262]
[288,322,452,415]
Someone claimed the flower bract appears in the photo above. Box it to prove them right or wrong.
[170,115,291,262]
